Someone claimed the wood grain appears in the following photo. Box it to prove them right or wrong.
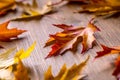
[0,0,120,80]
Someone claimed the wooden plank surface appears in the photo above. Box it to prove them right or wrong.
[0,0,120,80]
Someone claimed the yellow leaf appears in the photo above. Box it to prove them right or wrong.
[107,0,120,6]
[14,41,36,62]
[13,0,53,20]
[0,0,16,15]
[78,0,120,16]
[44,56,89,80]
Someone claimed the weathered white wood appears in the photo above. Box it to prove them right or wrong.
[0,0,120,80]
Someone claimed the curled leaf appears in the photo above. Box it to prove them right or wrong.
[45,19,100,58]
[44,56,89,80]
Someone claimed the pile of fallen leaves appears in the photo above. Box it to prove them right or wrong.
[0,0,120,80]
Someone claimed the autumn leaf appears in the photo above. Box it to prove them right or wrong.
[44,19,100,58]
[0,21,26,42]
[96,44,120,79]
[0,0,16,16]
[13,0,53,20]
[113,56,120,80]
[66,0,120,16]
[0,42,36,68]
[14,58,29,80]
[44,56,89,80]
[14,41,36,62]
[95,44,120,58]
[0,42,36,80]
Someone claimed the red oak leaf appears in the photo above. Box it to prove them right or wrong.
[44,19,100,58]
[113,56,120,80]
[96,44,120,80]
[95,44,120,58]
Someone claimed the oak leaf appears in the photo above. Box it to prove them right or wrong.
[44,56,89,80]
[95,44,120,58]
[67,0,120,16]
[13,0,53,20]
[96,44,120,80]
[0,0,16,16]
[45,19,100,58]
[0,21,26,42]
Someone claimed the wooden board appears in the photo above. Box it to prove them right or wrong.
[0,0,120,80]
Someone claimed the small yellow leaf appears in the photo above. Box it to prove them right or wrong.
[14,41,36,62]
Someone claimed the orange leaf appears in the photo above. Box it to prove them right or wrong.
[113,56,120,80]
[0,21,26,42]
[14,58,29,80]
[45,19,100,58]
[0,0,16,16]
